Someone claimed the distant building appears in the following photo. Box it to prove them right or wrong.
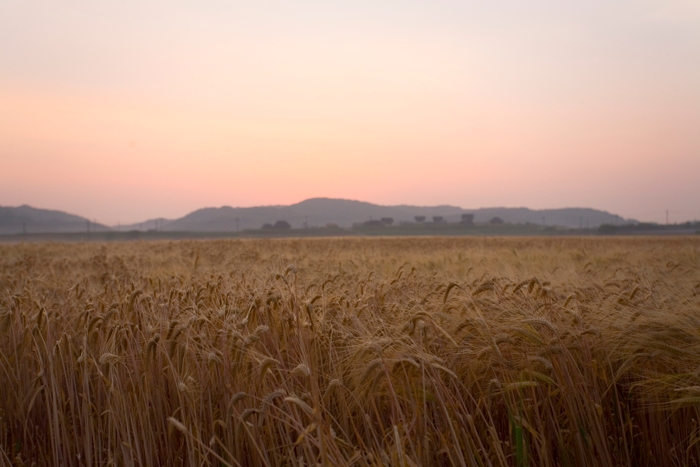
[380,217,394,225]
[489,217,504,225]
[432,216,444,223]
[414,216,426,223]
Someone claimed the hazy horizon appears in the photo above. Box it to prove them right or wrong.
[0,197,655,229]
[2,1,699,225]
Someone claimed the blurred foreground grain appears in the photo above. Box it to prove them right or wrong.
[1,237,699,466]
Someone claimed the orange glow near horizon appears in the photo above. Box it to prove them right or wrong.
[1,1,699,224]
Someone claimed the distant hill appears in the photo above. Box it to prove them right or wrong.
[160,198,632,231]
[0,205,111,234]
[0,199,634,235]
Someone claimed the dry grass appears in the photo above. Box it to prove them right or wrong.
[1,237,699,466]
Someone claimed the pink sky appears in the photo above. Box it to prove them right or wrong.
[1,1,699,225]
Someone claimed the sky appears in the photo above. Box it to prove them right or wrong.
[1,0,699,225]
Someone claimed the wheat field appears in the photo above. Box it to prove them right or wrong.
[1,237,699,467]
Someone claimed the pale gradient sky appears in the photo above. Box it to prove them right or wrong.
[1,0,699,225]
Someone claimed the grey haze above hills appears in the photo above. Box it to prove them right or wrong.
[1,198,632,234]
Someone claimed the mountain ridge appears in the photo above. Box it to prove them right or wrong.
[148,198,631,231]
[1,198,634,234]
[0,205,111,234]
